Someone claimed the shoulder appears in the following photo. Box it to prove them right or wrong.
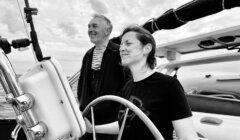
[108,41,120,51]
[82,47,94,59]
[151,72,182,88]
[86,47,94,54]
[152,72,176,83]
[154,73,185,97]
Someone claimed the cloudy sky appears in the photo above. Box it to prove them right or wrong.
[1,0,240,75]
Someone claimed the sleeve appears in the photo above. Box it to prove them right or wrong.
[77,54,87,110]
[169,78,192,121]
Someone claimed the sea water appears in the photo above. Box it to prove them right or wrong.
[0,86,15,119]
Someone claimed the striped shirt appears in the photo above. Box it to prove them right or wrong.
[91,47,106,70]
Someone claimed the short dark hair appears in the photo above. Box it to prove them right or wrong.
[121,25,156,69]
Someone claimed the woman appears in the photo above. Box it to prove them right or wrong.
[85,25,198,140]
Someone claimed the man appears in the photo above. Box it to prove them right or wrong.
[77,14,129,140]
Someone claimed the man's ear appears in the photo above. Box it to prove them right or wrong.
[143,43,152,55]
[105,27,111,36]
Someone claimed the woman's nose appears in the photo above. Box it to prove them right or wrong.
[119,44,125,51]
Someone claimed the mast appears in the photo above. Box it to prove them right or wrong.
[24,0,49,61]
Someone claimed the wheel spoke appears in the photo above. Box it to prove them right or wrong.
[90,107,96,140]
[83,95,164,140]
[117,108,129,140]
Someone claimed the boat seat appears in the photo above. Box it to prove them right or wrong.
[186,94,240,116]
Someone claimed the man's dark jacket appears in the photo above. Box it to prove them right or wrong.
[77,41,129,124]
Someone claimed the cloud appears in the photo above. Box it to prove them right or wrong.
[102,0,180,38]
[3,10,23,34]
[58,22,78,37]
[2,0,240,59]
[0,1,25,37]
[89,0,108,14]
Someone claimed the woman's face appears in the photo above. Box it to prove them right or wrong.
[120,31,145,67]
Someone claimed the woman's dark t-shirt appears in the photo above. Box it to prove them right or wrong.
[119,72,192,140]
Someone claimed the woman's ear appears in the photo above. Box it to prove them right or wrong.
[143,43,152,55]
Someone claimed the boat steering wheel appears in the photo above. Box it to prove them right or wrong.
[82,95,164,140]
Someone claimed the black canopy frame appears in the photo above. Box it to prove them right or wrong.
[111,0,240,44]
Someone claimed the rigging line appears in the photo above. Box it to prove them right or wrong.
[16,0,38,63]
[16,0,30,38]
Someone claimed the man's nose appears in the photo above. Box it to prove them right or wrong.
[88,28,94,35]
[88,27,92,32]
[88,25,94,31]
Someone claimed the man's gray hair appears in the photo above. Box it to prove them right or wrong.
[93,14,113,33]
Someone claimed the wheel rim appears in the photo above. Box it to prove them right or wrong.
[82,95,164,140]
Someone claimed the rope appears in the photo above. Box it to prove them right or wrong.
[16,0,30,38]
[173,10,187,23]
[222,0,225,10]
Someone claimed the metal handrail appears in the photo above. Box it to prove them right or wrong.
[0,50,35,139]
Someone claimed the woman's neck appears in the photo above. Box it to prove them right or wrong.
[129,62,155,82]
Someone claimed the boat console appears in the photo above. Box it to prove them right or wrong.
[0,48,86,139]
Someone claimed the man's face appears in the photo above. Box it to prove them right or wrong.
[88,17,108,45]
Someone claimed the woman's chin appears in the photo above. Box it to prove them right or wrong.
[121,60,129,67]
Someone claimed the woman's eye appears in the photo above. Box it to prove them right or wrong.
[121,41,132,47]
[126,42,131,46]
